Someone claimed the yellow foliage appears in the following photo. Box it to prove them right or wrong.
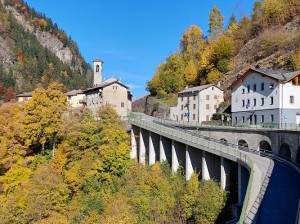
[291,48,300,70]
[184,60,198,85]
[206,69,222,84]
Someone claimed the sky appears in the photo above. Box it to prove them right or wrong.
[25,0,256,97]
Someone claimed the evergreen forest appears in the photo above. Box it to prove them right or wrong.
[0,0,93,102]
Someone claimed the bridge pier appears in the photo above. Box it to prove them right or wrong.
[172,140,185,173]
[186,146,202,181]
[202,151,221,182]
[130,128,138,160]
[139,128,149,164]
[149,132,160,166]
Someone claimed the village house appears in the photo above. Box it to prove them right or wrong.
[170,84,224,123]
[16,59,132,117]
[228,68,300,127]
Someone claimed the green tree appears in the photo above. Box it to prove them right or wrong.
[209,6,224,40]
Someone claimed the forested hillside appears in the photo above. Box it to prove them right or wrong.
[0,83,227,223]
[0,0,93,102]
[147,0,300,99]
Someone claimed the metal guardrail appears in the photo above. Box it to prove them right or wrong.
[128,113,254,223]
[151,118,300,132]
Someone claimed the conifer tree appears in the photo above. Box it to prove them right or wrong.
[209,6,224,40]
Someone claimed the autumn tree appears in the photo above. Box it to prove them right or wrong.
[21,82,68,156]
[184,60,198,86]
[209,6,224,40]
[180,25,205,61]
[4,86,15,102]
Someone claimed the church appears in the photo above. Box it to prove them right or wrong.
[81,59,132,117]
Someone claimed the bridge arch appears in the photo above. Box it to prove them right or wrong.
[259,141,271,152]
[297,147,300,165]
[238,139,249,150]
[279,143,291,159]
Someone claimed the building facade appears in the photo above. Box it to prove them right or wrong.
[229,68,300,127]
[83,59,132,117]
[172,84,224,123]
[65,90,85,109]
[16,91,33,103]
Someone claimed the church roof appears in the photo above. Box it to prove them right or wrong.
[93,59,104,63]
[65,90,84,96]
[16,91,34,97]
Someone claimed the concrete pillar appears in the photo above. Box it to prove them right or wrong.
[130,129,137,159]
[186,145,193,181]
[172,140,179,173]
[149,132,155,166]
[202,151,210,180]
[139,128,145,164]
[221,157,226,190]
[238,163,242,204]
[159,135,166,162]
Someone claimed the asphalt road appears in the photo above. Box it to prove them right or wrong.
[256,160,300,224]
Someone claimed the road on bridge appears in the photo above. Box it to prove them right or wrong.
[256,160,300,223]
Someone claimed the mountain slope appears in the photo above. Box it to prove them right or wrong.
[0,0,93,100]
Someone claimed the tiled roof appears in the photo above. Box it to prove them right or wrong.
[65,90,84,96]
[179,84,222,94]
[251,68,300,81]
[16,91,34,97]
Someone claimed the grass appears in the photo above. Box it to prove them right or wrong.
[158,94,178,106]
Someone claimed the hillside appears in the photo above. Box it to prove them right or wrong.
[146,0,300,102]
[0,0,93,101]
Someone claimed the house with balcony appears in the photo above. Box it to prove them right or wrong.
[228,68,300,127]
[65,90,85,109]
[171,84,224,123]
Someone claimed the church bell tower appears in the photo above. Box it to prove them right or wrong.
[93,59,103,86]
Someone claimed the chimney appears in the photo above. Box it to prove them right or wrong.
[93,59,104,86]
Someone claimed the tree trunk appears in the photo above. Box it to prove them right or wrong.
[42,143,45,156]
[52,135,56,158]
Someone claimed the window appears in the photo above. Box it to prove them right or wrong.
[181,114,183,120]
[253,84,257,92]
[235,117,237,124]
[206,95,210,100]
[181,96,183,102]
[193,104,196,109]
[193,95,196,100]
[206,104,210,110]
[246,99,250,109]
[193,114,196,120]
[214,95,218,99]
[261,82,264,91]
[242,89,245,94]
[96,65,99,72]
[261,97,264,106]
[187,96,190,103]
[214,104,217,109]
[181,105,184,110]
[206,115,210,121]
[121,102,124,107]
[261,115,264,123]
[269,83,274,89]
[247,85,250,93]
[270,96,274,105]
[68,96,71,100]
[242,100,245,107]
[271,114,274,123]
[242,116,245,123]
[290,95,294,104]
[253,98,256,106]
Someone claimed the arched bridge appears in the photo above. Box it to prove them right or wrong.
[128,113,300,224]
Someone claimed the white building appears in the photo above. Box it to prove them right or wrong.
[172,84,224,123]
[228,68,300,127]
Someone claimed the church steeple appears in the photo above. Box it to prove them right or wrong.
[93,59,104,86]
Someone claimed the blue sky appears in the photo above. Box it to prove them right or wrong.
[25,0,256,97]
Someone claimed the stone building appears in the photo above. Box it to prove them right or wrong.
[82,59,132,117]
